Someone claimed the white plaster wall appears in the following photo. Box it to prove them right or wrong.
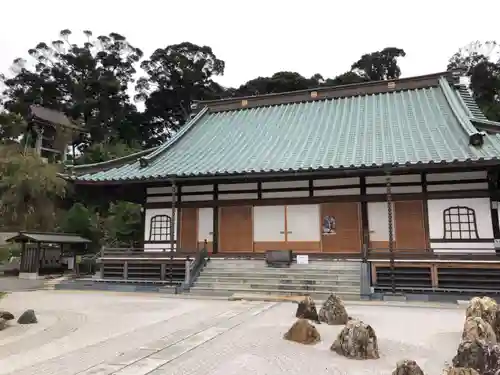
[253,206,285,241]
[144,208,178,252]
[313,177,360,187]
[147,186,173,195]
[144,243,177,252]
[287,204,320,241]
[197,208,213,243]
[367,202,395,241]
[182,194,213,202]
[366,174,421,184]
[428,198,494,254]
[218,183,258,191]
[261,180,309,189]
[426,170,487,182]
[262,190,309,199]
[313,188,360,196]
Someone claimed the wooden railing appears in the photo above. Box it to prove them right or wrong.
[98,243,210,290]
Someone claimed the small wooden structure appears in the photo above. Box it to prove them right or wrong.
[6,231,91,278]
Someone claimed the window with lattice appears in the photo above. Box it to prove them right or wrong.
[442,206,479,240]
[149,215,171,241]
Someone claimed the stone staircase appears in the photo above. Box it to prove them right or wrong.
[189,259,361,300]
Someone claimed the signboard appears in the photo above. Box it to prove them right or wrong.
[296,255,309,265]
[76,255,83,264]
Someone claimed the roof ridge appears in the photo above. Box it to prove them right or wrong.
[438,77,484,146]
[139,106,209,168]
[69,147,157,172]
[198,71,454,105]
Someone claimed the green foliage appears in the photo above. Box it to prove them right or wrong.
[447,41,500,122]
[75,141,142,165]
[103,201,142,247]
[58,203,102,248]
[0,145,66,231]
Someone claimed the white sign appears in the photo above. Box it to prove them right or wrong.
[296,255,309,265]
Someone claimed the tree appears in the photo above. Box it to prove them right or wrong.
[447,41,500,121]
[0,144,66,231]
[136,42,226,147]
[103,201,142,247]
[0,111,27,144]
[235,72,322,96]
[0,29,143,148]
[351,47,406,81]
[74,141,142,165]
[58,202,102,248]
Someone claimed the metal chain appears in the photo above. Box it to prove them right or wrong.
[386,172,396,294]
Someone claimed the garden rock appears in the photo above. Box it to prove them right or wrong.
[17,309,37,324]
[295,295,320,323]
[462,316,496,345]
[0,311,14,321]
[331,319,380,359]
[466,297,498,326]
[442,367,479,375]
[283,318,321,345]
[392,359,425,375]
[318,293,349,325]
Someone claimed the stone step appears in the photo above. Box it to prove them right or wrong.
[200,270,360,278]
[193,281,360,293]
[196,275,360,285]
[206,263,361,270]
[188,286,360,300]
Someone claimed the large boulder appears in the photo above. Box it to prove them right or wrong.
[295,296,320,323]
[0,318,6,331]
[318,294,349,325]
[452,340,487,373]
[283,318,321,345]
[0,311,14,321]
[462,316,496,345]
[392,359,425,375]
[466,297,498,326]
[331,319,380,360]
[452,339,500,375]
[442,367,479,375]
[17,309,37,324]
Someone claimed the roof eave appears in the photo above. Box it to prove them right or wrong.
[67,159,500,186]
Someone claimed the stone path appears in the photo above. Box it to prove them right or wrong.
[0,291,464,375]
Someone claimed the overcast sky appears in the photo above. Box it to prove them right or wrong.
[1,0,499,89]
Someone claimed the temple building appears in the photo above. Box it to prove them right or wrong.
[64,71,500,260]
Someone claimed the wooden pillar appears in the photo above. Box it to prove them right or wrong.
[360,176,369,261]
[385,171,396,294]
[176,185,182,251]
[212,183,219,254]
[170,180,177,252]
[488,170,500,255]
[421,172,431,251]
[35,242,41,275]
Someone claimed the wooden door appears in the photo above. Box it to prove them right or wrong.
[253,205,286,252]
[219,206,253,252]
[368,201,395,250]
[197,208,213,252]
[395,200,427,251]
[179,208,197,250]
[286,205,321,251]
[321,202,361,253]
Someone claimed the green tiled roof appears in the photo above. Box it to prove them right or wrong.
[69,73,500,183]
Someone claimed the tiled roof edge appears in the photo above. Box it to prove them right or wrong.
[438,77,485,146]
[198,71,457,113]
[67,147,157,174]
[138,106,209,168]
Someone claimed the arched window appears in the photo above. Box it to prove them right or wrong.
[149,215,172,241]
[443,206,479,240]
